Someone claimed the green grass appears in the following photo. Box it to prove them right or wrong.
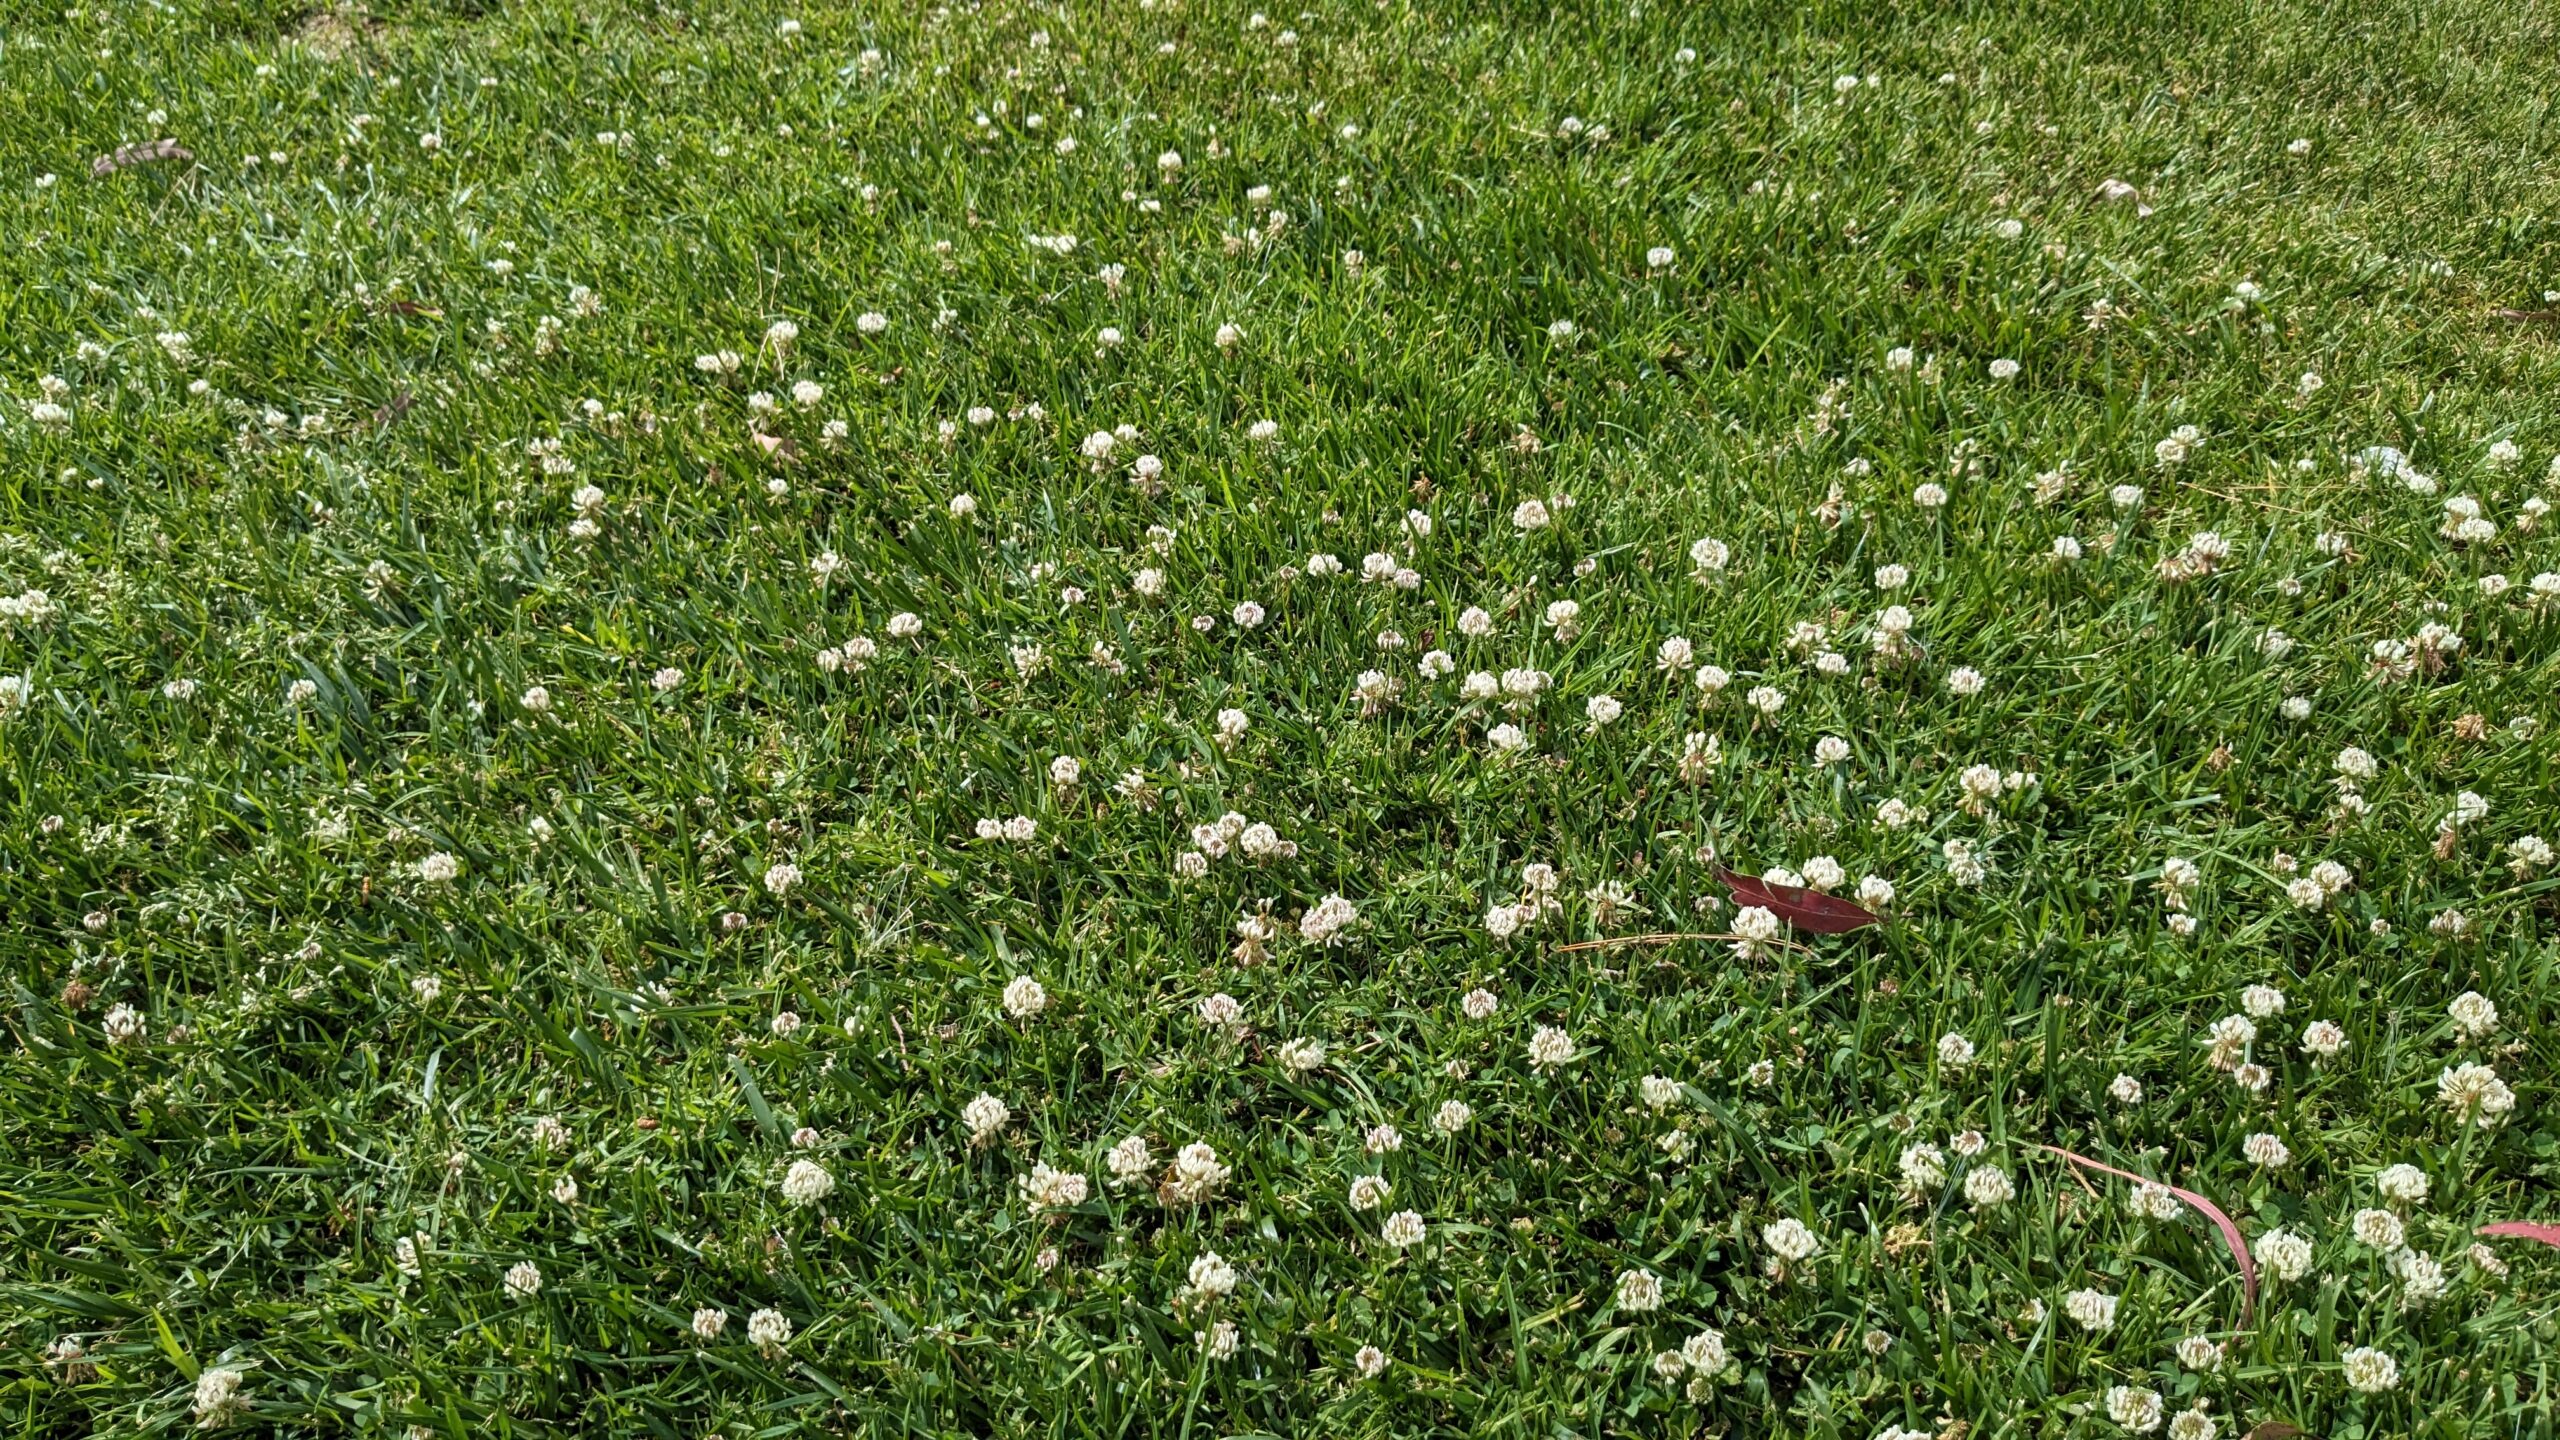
[6,0,2560,1435]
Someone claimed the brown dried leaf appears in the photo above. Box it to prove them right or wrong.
[92,138,193,177]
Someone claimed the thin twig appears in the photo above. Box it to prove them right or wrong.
[1551,931,1819,959]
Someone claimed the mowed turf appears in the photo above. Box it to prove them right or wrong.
[5,0,2560,1435]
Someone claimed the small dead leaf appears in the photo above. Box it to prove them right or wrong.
[92,138,193,177]
[753,432,800,463]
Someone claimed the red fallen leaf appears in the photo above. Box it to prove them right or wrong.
[2477,1221,2560,1248]
[2034,1145,2257,1324]
[1714,867,1880,934]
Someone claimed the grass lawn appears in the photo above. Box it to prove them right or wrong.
[6,0,2560,1434]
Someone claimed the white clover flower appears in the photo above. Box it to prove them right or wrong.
[1003,975,1049,1019]
[1017,1162,1090,1210]
[1300,894,1360,945]
[1105,1135,1153,1186]
[1762,1217,1819,1261]
[2105,1385,2164,1434]
[193,1367,247,1429]
[780,1158,834,1206]
[1963,1166,2015,1210]
[2376,1163,2430,1206]
[2351,1207,2405,1250]
[2129,1182,2183,1221]
[1730,904,1782,959]
[1615,1268,1663,1310]
[2438,1062,2515,1127]
[1526,1025,1576,1071]
[2242,1133,2290,1169]
[2342,1346,2399,1393]
[2255,1227,2314,1282]
[2449,990,2498,1039]
[961,1092,1011,1144]
[2062,1287,2116,1332]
